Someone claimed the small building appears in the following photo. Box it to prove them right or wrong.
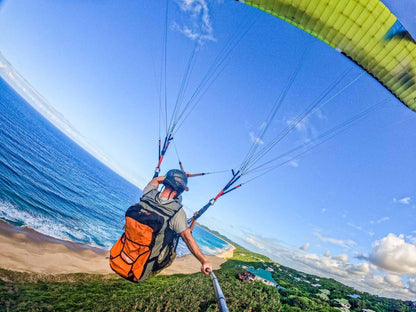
[245,267,278,287]
[311,283,322,287]
[265,267,274,272]
[333,299,351,309]
[347,294,361,299]
[320,289,331,295]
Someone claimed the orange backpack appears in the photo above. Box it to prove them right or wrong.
[110,196,181,282]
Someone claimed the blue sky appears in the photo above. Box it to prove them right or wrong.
[1,0,416,300]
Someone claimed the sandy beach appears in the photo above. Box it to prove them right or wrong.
[0,220,234,276]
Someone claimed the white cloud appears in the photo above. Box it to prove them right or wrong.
[285,113,322,141]
[346,262,371,275]
[304,253,320,261]
[174,0,215,43]
[324,250,331,257]
[286,117,308,133]
[333,254,349,263]
[244,234,266,250]
[311,256,349,277]
[171,23,200,40]
[314,230,356,249]
[0,61,5,68]
[393,197,411,205]
[384,274,405,288]
[249,131,264,145]
[399,197,411,204]
[236,232,416,300]
[361,274,387,290]
[295,121,307,132]
[300,243,310,251]
[370,216,390,224]
[321,208,326,213]
[369,233,416,274]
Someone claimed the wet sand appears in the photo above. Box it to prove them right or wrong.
[0,220,234,276]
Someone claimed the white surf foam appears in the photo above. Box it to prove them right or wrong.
[0,199,91,244]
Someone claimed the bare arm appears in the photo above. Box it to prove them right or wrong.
[180,228,212,274]
[148,176,165,188]
[189,218,197,232]
[188,212,198,232]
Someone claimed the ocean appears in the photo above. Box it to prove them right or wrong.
[0,76,230,257]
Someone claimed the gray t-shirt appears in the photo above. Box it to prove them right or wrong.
[141,184,188,234]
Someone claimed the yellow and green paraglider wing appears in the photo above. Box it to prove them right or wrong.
[237,0,416,111]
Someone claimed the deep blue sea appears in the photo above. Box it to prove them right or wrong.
[0,76,230,256]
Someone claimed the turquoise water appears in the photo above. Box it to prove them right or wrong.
[0,76,230,256]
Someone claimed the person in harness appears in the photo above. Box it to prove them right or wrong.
[110,169,212,282]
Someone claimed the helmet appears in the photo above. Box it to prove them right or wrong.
[163,169,188,195]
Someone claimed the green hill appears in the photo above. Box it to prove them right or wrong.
[1,244,414,311]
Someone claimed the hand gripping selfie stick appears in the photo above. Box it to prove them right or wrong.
[208,269,229,312]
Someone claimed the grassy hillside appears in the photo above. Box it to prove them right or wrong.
[0,253,280,312]
[1,246,414,311]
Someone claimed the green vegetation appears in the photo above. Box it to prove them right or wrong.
[1,246,414,311]
[0,251,281,312]
[267,263,415,312]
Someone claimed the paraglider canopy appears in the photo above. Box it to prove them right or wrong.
[236,0,416,111]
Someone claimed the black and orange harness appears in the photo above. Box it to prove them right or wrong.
[110,192,181,282]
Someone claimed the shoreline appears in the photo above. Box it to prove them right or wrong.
[0,220,234,276]
[195,224,236,257]
[216,244,236,259]
[0,219,111,274]
[0,220,106,253]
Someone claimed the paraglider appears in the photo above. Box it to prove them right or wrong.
[1,1,415,310]
[114,1,416,310]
